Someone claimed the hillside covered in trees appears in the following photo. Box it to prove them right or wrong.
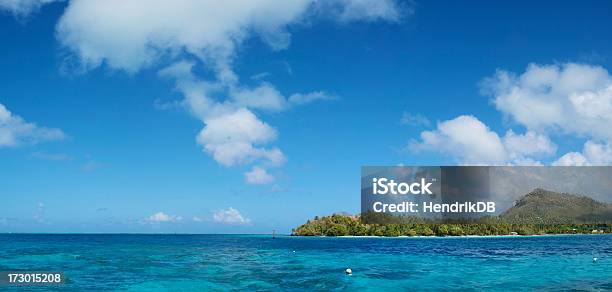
[500,188,612,224]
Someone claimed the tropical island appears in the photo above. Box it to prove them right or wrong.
[292,189,612,236]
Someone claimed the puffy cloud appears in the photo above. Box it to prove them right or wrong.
[502,129,556,158]
[482,63,612,140]
[158,61,333,115]
[213,207,250,225]
[231,84,333,111]
[157,61,225,120]
[411,115,507,164]
[56,0,402,73]
[552,152,589,166]
[553,141,612,166]
[410,115,556,165]
[244,166,274,184]
[147,212,182,222]
[0,0,58,17]
[160,61,290,181]
[232,84,287,111]
[0,103,65,147]
[196,108,285,167]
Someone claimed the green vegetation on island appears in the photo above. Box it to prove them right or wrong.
[292,189,612,237]
[292,214,611,236]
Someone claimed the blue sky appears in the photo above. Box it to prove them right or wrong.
[1,0,612,233]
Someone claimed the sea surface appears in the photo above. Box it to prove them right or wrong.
[0,234,611,291]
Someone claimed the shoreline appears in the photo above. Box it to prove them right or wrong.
[300,233,610,238]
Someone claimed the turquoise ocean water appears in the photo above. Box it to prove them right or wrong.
[1,234,611,291]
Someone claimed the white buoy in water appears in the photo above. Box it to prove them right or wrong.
[593,257,598,262]
[345,268,352,275]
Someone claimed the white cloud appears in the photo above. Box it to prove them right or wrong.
[56,0,401,73]
[196,108,285,167]
[553,141,612,166]
[213,207,250,225]
[157,61,224,120]
[57,0,308,72]
[192,216,204,222]
[244,166,275,184]
[411,115,507,164]
[158,61,333,115]
[158,62,291,183]
[410,115,556,165]
[147,211,182,223]
[0,0,58,17]
[482,63,612,140]
[502,129,556,159]
[0,103,65,147]
[232,83,287,111]
[552,152,589,166]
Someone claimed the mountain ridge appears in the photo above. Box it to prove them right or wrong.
[500,188,612,224]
